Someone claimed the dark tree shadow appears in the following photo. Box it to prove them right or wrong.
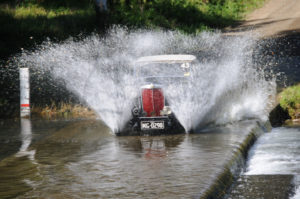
[109,0,238,33]
[262,30,300,88]
[223,18,291,33]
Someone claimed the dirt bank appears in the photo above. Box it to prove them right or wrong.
[225,0,300,125]
[225,0,300,38]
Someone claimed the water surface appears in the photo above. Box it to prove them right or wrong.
[0,119,260,198]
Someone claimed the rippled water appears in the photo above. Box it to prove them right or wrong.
[245,127,300,198]
[0,119,260,198]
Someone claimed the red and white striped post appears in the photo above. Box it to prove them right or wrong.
[20,68,30,118]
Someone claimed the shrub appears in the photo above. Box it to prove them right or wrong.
[279,84,300,119]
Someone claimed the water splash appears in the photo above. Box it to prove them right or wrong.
[17,27,276,133]
[165,35,276,131]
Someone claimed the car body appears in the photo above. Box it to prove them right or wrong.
[118,54,197,136]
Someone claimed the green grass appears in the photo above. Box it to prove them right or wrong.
[0,0,266,59]
[0,0,266,118]
[0,0,97,59]
[279,84,300,119]
[110,0,266,33]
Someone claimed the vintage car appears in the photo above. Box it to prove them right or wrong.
[119,54,197,135]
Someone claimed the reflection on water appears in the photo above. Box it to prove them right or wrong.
[16,119,35,160]
[0,119,39,199]
[142,138,168,159]
[0,119,262,198]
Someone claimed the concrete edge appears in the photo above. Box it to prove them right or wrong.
[198,120,272,199]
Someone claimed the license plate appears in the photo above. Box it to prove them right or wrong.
[141,121,165,130]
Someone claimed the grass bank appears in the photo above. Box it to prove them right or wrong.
[278,84,300,120]
[269,84,300,126]
[0,0,96,60]
[0,0,266,59]
[0,0,266,118]
[31,102,97,119]
[110,0,265,33]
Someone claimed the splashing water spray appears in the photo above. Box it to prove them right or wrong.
[17,27,276,133]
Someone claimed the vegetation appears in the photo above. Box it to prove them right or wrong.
[0,0,265,59]
[279,84,300,120]
[0,0,265,118]
[31,102,96,119]
[109,0,265,32]
[0,0,96,59]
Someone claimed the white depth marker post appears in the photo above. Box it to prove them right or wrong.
[20,68,30,117]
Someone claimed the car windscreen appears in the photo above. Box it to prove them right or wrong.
[138,62,190,77]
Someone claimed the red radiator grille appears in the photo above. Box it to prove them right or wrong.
[142,88,164,117]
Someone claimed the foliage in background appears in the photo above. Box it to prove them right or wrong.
[0,0,96,59]
[31,102,96,119]
[110,0,265,33]
[0,0,265,118]
[279,84,300,119]
[0,0,265,59]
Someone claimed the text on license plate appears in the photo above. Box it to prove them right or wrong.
[141,121,165,130]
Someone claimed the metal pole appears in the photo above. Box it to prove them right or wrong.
[20,68,30,118]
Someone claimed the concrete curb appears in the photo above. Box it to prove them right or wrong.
[198,120,271,199]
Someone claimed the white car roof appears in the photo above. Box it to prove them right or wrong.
[136,54,196,64]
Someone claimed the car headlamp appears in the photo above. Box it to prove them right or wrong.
[160,106,172,116]
[132,107,140,116]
